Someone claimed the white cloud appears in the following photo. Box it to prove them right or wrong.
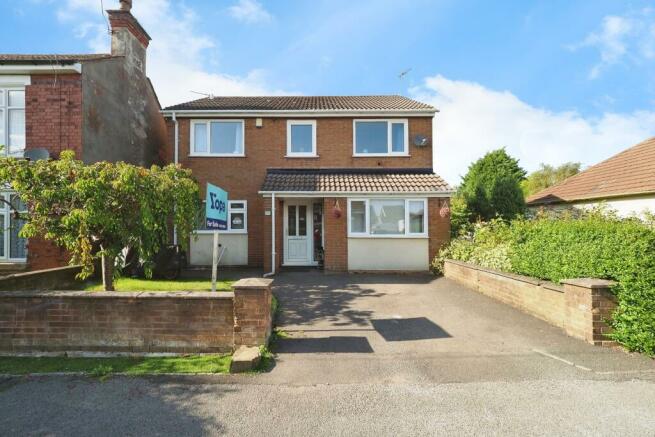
[56,0,289,107]
[228,0,272,24]
[411,75,655,186]
[571,9,655,78]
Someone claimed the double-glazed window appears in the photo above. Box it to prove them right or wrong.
[287,120,316,157]
[190,120,244,156]
[196,200,247,233]
[0,193,27,261]
[0,88,26,157]
[353,119,408,156]
[348,198,427,237]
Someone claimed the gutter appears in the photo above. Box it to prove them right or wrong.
[0,64,82,74]
[258,190,454,197]
[160,109,437,118]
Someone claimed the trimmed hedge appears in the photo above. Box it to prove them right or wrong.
[434,215,655,355]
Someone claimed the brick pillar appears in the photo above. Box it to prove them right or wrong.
[263,197,283,274]
[323,197,347,272]
[428,197,451,264]
[233,278,273,347]
[561,278,618,347]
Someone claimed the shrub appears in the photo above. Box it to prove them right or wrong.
[435,213,655,355]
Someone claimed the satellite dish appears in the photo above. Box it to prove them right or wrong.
[23,148,50,161]
[413,135,429,147]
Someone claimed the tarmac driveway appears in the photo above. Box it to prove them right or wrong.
[268,270,655,385]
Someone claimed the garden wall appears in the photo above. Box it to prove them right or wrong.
[444,259,617,346]
[0,278,272,354]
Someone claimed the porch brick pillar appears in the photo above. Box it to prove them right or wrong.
[323,197,347,272]
[428,198,451,265]
[561,278,618,347]
[233,278,273,347]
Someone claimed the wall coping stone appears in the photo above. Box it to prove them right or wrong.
[560,278,616,289]
[233,278,274,289]
[0,290,235,300]
[0,265,81,280]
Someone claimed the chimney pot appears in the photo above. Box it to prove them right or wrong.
[120,0,133,11]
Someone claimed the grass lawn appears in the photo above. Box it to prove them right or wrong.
[84,277,234,292]
[0,354,232,376]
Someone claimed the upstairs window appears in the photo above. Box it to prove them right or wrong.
[353,119,408,156]
[191,120,244,156]
[287,120,316,157]
[0,88,26,157]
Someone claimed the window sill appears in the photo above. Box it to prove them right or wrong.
[285,155,319,159]
[193,230,248,235]
[347,234,428,239]
[188,154,246,158]
[352,154,410,158]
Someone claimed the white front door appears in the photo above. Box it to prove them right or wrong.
[284,202,312,265]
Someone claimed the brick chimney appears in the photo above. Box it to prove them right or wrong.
[107,0,151,73]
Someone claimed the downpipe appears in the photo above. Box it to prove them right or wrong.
[263,192,276,277]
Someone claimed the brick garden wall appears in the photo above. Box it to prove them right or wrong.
[0,278,272,354]
[444,259,617,347]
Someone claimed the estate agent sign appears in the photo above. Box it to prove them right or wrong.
[206,183,228,230]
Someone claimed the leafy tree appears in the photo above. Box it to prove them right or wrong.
[458,149,526,222]
[0,151,200,291]
[521,162,581,197]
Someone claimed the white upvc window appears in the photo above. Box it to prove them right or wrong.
[353,119,408,156]
[0,87,26,157]
[347,198,427,238]
[0,192,27,261]
[196,200,248,234]
[190,120,245,157]
[286,120,317,157]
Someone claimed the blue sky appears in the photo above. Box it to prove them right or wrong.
[3,0,655,184]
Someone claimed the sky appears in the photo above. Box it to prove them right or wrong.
[2,0,655,185]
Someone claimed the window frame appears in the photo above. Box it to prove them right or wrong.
[347,198,428,238]
[352,119,409,157]
[0,191,28,262]
[195,200,248,234]
[1,86,26,158]
[286,119,317,157]
[189,119,245,157]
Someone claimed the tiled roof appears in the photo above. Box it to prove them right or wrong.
[164,95,435,112]
[261,168,452,193]
[0,54,113,64]
[527,137,655,205]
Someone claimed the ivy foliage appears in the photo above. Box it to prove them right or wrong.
[0,151,201,288]
[434,212,655,355]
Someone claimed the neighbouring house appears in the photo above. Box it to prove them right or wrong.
[162,96,453,273]
[0,0,166,273]
[527,137,655,217]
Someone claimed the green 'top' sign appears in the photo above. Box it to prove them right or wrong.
[206,183,228,231]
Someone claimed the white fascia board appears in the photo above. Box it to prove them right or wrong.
[0,64,82,75]
[161,109,437,118]
[259,191,454,198]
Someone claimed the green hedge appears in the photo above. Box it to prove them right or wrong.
[434,215,655,355]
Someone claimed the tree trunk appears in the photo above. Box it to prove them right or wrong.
[101,253,115,291]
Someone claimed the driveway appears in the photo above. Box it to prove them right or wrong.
[267,271,655,385]
[2,271,655,436]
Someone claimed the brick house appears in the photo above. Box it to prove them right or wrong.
[0,0,165,272]
[162,96,453,273]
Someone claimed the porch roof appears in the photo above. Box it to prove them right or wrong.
[260,168,453,195]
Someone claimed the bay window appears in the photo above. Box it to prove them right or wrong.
[190,120,244,156]
[353,119,408,156]
[1,88,26,157]
[348,198,427,237]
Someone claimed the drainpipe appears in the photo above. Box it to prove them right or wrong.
[172,111,179,245]
[263,192,276,277]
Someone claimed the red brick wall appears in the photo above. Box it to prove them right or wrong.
[428,198,451,264]
[443,260,618,347]
[323,197,348,271]
[170,117,435,267]
[26,74,83,158]
[233,278,273,346]
[23,74,82,271]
